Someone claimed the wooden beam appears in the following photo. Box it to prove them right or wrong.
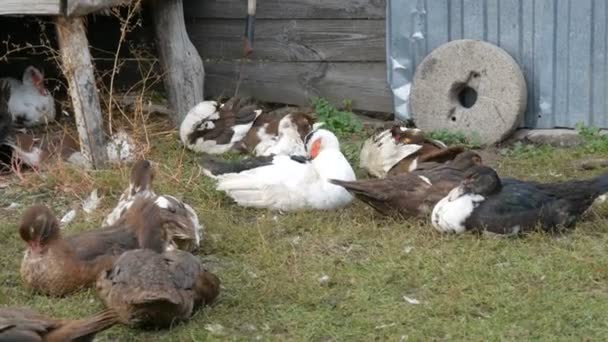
[151,0,204,125]
[0,0,61,15]
[205,61,392,113]
[56,16,108,169]
[65,0,131,16]
[187,19,386,62]
[183,0,386,19]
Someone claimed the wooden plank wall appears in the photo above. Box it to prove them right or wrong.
[183,0,392,113]
[0,0,61,15]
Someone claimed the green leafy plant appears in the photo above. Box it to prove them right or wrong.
[575,123,608,153]
[311,98,362,136]
[427,130,482,148]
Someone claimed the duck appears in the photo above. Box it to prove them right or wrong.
[359,124,452,178]
[0,307,118,341]
[237,111,316,157]
[19,197,174,296]
[96,248,220,328]
[431,166,608,235]
[331,151,482,217]
[103,160,202,252]
[180,97,262,154]
[202,128,356,211]
[1,66,55,127]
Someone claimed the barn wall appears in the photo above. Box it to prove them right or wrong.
[183,0,392,114]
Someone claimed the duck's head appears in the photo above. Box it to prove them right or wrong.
[304,128,339,159]
[19,205,60,252]
[194,269,221,306]
[22,66,48,97]
[390,125,425,145]
[287,112,315,140]
[129,160,154,196]
[459,166,502,196]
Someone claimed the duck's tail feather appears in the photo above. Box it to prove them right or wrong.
[45,309,119,341]
[200,154,274,177]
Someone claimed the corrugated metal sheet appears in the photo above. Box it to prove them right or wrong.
[387,0,608,129]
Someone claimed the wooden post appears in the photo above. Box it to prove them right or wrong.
[56,16,108,169]
[151,0,205,125]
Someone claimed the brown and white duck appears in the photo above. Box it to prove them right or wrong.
[331,150,482,217]
[180,97,262,154]
[0,307,118,341]
[103,160,202,252]
[359,123,461,178]
[96,248,220,328]
[237,111,316,157]
[19,197,173,296]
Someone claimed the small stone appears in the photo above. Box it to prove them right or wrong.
[318,274,330,285]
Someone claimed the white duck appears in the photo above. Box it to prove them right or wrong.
[103,160,202,252]
[180,97,262,154]
[210,129,356,211]
[2,66,55,127]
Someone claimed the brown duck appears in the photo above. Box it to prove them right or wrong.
[96,249,220,328]
[0,308,118,341]
[19,196,173,296]
[331,150,482,217]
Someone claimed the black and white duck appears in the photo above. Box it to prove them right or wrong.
[432,166,608,235]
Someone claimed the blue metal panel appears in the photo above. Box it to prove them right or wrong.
[387,0,608,129]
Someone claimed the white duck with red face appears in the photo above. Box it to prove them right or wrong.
[214,129,356,211]
[2,66,55,127]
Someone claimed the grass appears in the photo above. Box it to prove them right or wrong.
[2,123,608,340]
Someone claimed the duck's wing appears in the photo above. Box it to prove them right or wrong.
[417,146,466,164]
[330,174,433,217]
[465,180,555,233]
[215,155,314,210]
[200,154,275,177]
[0,308,57,341]
[359,129,422,178]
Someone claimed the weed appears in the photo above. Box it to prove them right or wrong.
[311,98,362,136]
[427,129,482,148]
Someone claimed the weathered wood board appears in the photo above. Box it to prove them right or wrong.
[183,0,386,19]
[152,0,204,124]
[205,61,392,113]
[0,0,61,15]
[187,19,385,62]
[66,0,131,16]
[56,16,108,169]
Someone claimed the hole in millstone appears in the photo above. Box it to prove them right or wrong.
[458,86,478,109]
[451,117,457,122]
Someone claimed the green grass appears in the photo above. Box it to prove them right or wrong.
[2,130,608,340]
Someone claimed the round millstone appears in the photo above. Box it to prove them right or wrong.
[410,39,527,145]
